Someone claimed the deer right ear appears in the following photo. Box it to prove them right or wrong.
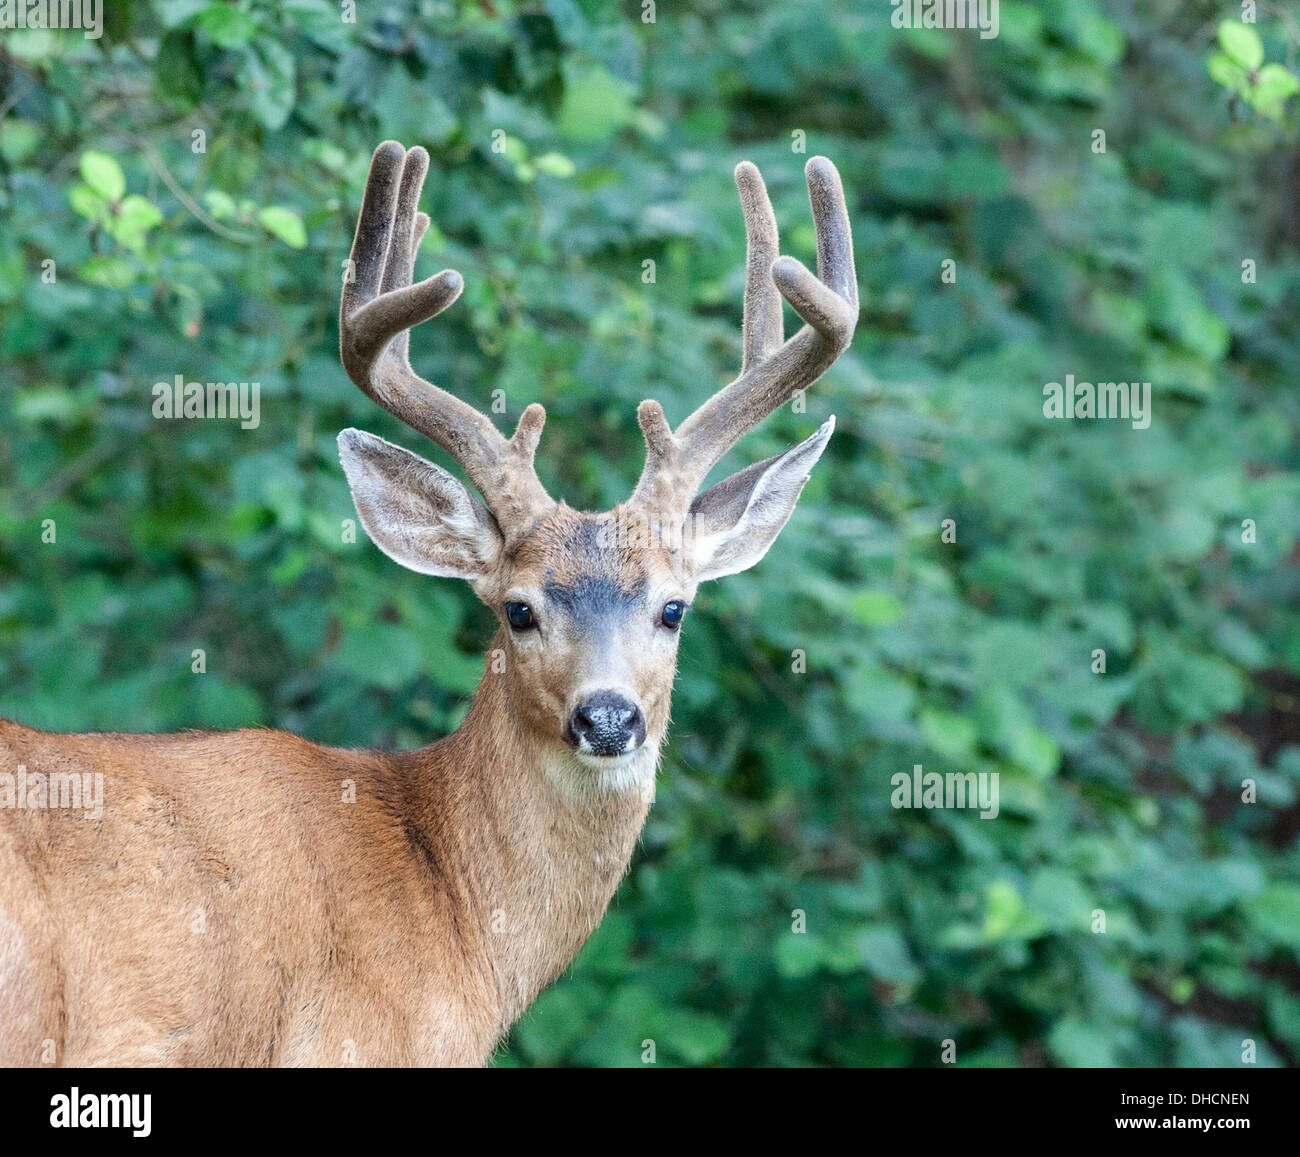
[684,417,834,582]
[338,428,504,580]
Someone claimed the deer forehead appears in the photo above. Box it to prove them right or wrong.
[503,509,682,606]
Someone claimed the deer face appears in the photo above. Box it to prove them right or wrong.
[339,423,836,770]
[484,507,690,763]
[335,142,856,781]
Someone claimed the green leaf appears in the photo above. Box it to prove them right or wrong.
[983,881,1045,942]
[240,39,296,130]
[0,120,40,163]
[189,676,263,728]
[775,933,825,978]
[112,195,164,250]
[154,0,209,28]
[154,29,203,111]
[1207,52,1249,94]
[857,925,920,985]
[660,1008,730,1064]
[197,3,257,48]
[69,183,111,226]
[533,151,576,178]
[13,387,82,421]
[1049,1017,1119,1067]
[79,256,136,288]
[1162,652,1245,722]
[557,63,635,142]
[257,206,307,249]
[329,624,423,691]
[203,189,238,220]
[846,664,915,722]
[1243,884,1300,948]
[1267,989,1300,1048]
[514,985,592,1063]
[1253,63,1300,119]
[1026,867,1092,932]
[919,707,977,762]
[79,151,125,201]
[850,589,903,627]
[1218,20,1263,70]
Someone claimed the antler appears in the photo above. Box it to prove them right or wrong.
[340,141,554,535]
[629,156,857,520]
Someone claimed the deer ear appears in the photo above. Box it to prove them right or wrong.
[686,417,834,582]
[338,428,503,580]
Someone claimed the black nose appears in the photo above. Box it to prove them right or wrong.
[569,691,646,756]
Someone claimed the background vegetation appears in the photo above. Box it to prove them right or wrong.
[2,0,1298,1066]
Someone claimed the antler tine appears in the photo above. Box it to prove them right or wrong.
[630,156,857,519]
[340,141,553,534]
[736,161,784,371]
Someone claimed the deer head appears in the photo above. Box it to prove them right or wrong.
[337,141,857,779]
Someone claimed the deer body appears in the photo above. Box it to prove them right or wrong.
[0,635,655,1066]
[0,143,857,1066]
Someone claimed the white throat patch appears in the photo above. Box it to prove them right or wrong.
[542,743,660,803]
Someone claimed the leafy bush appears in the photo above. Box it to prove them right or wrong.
[1,0,1297,1066]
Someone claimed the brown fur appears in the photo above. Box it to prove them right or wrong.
[0,655,653,1065]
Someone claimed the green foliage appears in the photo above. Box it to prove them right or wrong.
[1,0,1298,1067]
[1210,19,1300,121]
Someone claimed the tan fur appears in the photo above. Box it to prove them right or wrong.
[0,634,655,1066]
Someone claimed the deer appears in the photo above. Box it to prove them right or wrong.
[0,141,857,1067]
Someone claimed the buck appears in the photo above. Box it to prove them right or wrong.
[0,141,857,1066]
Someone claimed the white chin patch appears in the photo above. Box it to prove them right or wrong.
[574,748,642,770]
[547,745,658,798]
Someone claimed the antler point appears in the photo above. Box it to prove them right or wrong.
[510,403,547,458]
[636,400,675,454]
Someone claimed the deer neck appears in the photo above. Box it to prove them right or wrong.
[410,638,658,1029]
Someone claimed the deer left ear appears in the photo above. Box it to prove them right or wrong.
[338,428,504,580]
[686,417,834,582]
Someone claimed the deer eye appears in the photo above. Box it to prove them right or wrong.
[504,602,536,631]
[660,600,687,629]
